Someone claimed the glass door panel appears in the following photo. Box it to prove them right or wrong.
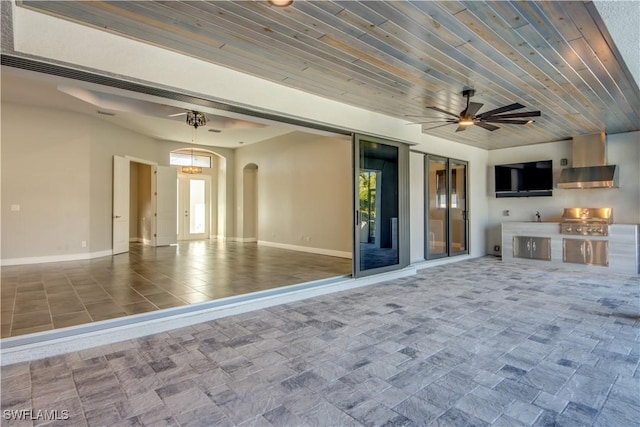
[189,179,206,234]
[426,156,448,259]
[177,174,210,240]
[354,134,409,277]
[450,160,468,255]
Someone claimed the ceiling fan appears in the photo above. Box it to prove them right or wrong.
[408,89,541,132]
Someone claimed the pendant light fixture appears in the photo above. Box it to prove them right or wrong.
[181,148,202,174]
[182,111,205,174]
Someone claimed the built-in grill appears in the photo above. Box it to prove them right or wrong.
[561,208,612,236]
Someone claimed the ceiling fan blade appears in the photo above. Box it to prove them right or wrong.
[482,119,532,124]
[405,115,454,119]
[477,103,525,118]
[423,122,455,131]
[406,120,454,125]
[427,106,460,118]
[465,102,484,117]
[168,112,188,117]
[455,125,468,132]
[474,122,500,131]
[482,111,541,119]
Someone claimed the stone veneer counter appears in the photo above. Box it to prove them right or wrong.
[501,222,639,275]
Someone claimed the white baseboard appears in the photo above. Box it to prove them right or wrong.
[224,237,258,243]
[225,237,257,243]
[1,250,113,266]
[258,240,352,259]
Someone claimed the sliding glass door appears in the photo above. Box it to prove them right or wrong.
[450,160,468,256]
[353,134,409,277]
[425,155,468,259]
[426,156,449,258]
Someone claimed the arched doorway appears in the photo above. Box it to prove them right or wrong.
[242,163,258,242]
[170,148,226,241]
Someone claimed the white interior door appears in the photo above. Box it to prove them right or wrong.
[155,166,178,246]
[113,155,130,254]
[177,174,210,240]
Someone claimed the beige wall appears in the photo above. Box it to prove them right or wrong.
[1,103,235,262]
[242,164,258,240]
[1,104,92,259]
[235,131,352,255]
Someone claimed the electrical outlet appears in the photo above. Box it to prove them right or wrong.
[11,204,20,212]
[81,241,87,248]
[503,210,510,216]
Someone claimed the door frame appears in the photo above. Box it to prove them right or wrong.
[113,155,177,254]
[127,156,158,247]
[353,133,410,278]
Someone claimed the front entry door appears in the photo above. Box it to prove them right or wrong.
[353,134,409,277]
[177,174,210,240]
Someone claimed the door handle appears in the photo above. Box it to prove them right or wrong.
[114,215,121,219]
[532,241,536,252]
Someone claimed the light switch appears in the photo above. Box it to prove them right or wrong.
[11,204,20,212]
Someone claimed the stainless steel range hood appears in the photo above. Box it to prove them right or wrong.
[557,132,619,189]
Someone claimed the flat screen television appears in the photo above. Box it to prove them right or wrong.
[495,160,553,197]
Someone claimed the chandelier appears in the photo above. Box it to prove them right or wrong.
[182,149,202,174]
[186,110,206,129]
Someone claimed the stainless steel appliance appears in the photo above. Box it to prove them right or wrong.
[560,207,612,236]
[514,236,551,261]
[561,207,611,267]
[563,239,609,267]
[557,133,619,189]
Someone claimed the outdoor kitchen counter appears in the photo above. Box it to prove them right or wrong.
[501,222,639,275]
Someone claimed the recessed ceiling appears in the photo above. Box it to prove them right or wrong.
[0,67,300,148]
[11,1,640,149]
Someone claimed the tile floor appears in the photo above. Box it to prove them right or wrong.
[0,241,352,338]
[1,257,638,426]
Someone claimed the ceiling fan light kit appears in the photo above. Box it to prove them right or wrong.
[418,89,541,132]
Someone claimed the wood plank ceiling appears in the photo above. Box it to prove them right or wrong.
[18,0,640,150]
